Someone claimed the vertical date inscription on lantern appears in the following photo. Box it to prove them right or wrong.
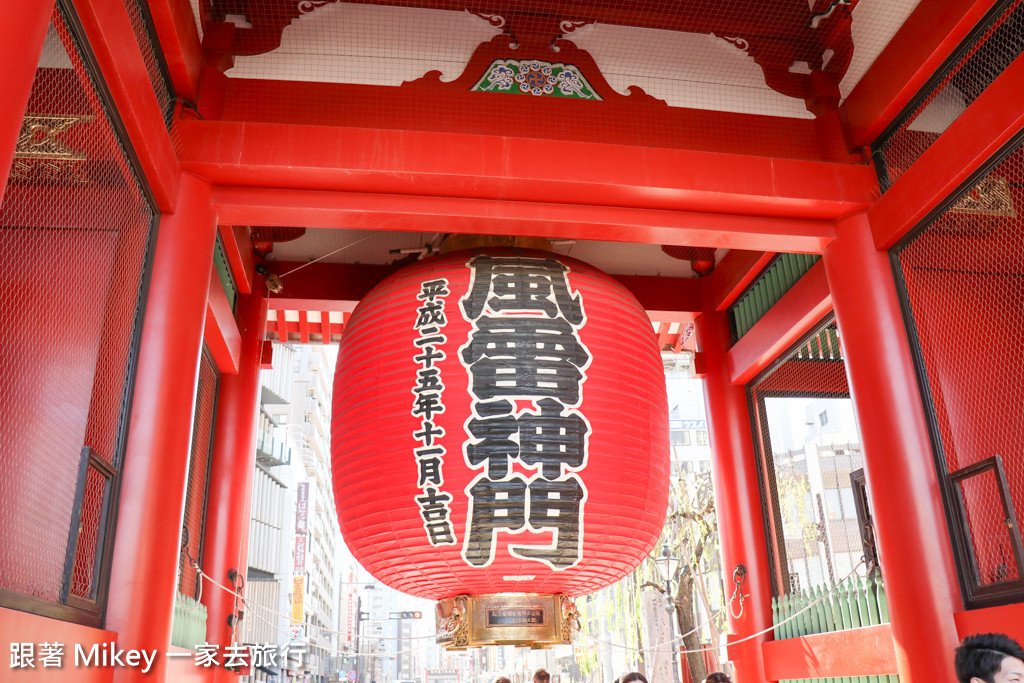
[486,608,545,627]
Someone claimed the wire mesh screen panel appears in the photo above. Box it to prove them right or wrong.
[0,5,154,615]
[894,138,1024,605]
[179,348,220,599]
[874,0,1024,189]
[179,0,920,162]
[949,458,1024,588]
[748,321,875,599]
[121,0,176,127]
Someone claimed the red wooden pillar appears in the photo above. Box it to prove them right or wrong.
[0,1,55,204]
[823,213,961,683]
[105,172,217,682]
[201,284,268,653]
[697,308,773,683]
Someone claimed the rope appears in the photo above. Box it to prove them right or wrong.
[575,559,871,656]
[189,549,872,659]
[192,564,439,643]
[278,232,382,278]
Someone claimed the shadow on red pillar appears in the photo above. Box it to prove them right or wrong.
[201,283,268,657]
[823,213,961,683]
[697,308,773,683]
[0,1,55,205]
[105,172,217,682]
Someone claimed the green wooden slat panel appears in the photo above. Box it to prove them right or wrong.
[729,253,821,341]
[213,236,238,312]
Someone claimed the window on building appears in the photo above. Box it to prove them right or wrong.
[819,410,829,426]
[695,430,709,445]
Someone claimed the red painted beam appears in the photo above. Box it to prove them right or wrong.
[954,604,1024,646]
[869,49,1024,249]
[321,311,333,341]
[182,119,876,223]
[69,0,180,211]
[145,0,203,101]
[203,76,852,163]
[612,274,703,314]
[265,262,400,312]
[204,264,241,374]
[213,187,840,253]
[275,312,287,342]
[704,250,777,311]
[727,260,833,384]
[264,261,706,314]
[298,310,310,344]
[843,0,1001,147]
[762,625,898,679]
[265,318,346,342]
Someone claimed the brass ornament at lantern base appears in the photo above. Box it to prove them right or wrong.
[435,593,580,650]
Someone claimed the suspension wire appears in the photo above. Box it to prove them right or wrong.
[576,559,871,656]
[244,605,440,658]
[279,232,382,278]
[582,598,732,654]
[188,542,871,659]
[191,563,439,643]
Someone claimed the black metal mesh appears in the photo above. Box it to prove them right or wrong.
[121,0,176,127]
[874,0,1024,189]
[894,137,1024,604]
[0,5,154,610]
[180,349,220,598]
[748,321,874,598]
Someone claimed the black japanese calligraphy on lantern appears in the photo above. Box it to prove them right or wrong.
[458,256,592,571]
[411,278,455,546]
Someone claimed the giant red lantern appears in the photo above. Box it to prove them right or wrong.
[332,246,669,647]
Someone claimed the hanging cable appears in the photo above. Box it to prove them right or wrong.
[193,566,439,642]
[574,558,870,656]
[278,232,383,279]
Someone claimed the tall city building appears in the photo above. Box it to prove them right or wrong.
[240,343,343,683]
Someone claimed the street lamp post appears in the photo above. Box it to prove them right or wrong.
[655,543,683,683]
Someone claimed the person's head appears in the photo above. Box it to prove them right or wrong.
[495,677,511,683]
[534,669,550,683]
[620,673,648,683]
[705,673,732,683]
[955,633,1024,683]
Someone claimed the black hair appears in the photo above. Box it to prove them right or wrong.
[620,673,648,683]
[955,633,1024,683]
[705,673,732,683]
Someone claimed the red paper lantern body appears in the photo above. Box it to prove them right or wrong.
[332,249,669,600]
